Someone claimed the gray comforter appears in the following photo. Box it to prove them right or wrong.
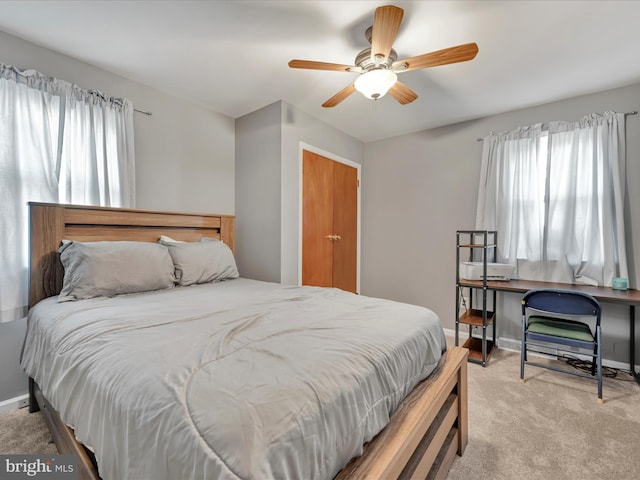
[21,278,446,480]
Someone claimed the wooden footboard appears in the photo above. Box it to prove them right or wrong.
[30,379,100,480]
[337,346,468,480]
[30,346,467,480]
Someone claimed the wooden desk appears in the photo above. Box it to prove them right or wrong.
[459,279,640,383]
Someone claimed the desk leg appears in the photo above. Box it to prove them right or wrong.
[631,305,639,383]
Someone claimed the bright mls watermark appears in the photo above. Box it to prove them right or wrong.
[0,455,77,480]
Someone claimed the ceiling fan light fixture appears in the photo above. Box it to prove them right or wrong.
[288,5,478,107]
[354,69,397,100]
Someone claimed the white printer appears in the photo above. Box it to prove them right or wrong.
[459,261,515,281]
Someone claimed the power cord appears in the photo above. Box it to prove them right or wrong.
[458,292,468,312]
[560,354,618,378]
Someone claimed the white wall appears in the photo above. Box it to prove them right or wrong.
[361,82,640,365]
[0,30,235,404]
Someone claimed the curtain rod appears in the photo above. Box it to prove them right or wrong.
[85,89,151,116]
[476,110,638,141]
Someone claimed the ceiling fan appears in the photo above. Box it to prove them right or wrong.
[288,5,478,107]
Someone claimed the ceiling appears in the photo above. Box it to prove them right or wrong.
[0,0,639,143]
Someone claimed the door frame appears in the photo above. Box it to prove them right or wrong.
[298,142,361,293]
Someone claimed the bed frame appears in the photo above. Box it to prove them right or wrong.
[28,202,468,480]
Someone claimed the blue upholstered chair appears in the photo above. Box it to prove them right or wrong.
[520,289,603,403]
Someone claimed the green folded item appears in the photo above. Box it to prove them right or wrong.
[527,315,594,342]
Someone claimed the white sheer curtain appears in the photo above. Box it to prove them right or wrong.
[476,112,627,287]
[475,124,548,280]
[0,63,135,322]
[59,89,135,206]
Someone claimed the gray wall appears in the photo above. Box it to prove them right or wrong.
[0,30,235,215]
[361,82,640,365]
[0,31,235,403]
[280,101,364,285]
[235,102,282,282]
[0,319,28,403]
[235,100,364,285]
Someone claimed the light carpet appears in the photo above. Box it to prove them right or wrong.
[0,406,56,455]
[447,343,640,480]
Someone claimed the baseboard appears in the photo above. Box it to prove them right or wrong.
[443,328,636,372]
[443,328,467,341]
[0,393,29,414]
[496,336,521,353]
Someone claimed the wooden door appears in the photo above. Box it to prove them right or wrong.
[302,150,358,293]
[332,161,358,292]
[302,151,334,288]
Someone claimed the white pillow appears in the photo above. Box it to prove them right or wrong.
[159,235,218,244]
[159,235,185,244]
[58,240,176,302]
[159,239,239,286]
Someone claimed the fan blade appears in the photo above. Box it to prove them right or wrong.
[370,5,404,63]
[288,60,355,72]
[393,42,479,72]
[322,83,356,108]
[388,81,418,105]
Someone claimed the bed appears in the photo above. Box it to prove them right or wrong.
[23,202,468,480]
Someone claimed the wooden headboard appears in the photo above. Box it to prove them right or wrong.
[29,202,235,308]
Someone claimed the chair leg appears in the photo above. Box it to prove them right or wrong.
[597,359,603,404]
[591,343,597,376]
[520,324,526,383]
[597,327,603,404]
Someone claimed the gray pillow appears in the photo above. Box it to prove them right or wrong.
[160,239,239,286]
[58,240,176,302]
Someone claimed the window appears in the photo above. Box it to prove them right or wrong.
[476,112,628,287]
[0,63,135,322]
